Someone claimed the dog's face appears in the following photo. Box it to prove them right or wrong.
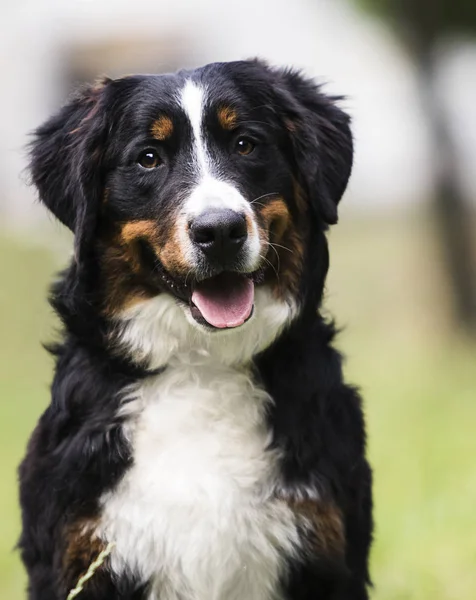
[100,72,304,330]
[30,61,352,360]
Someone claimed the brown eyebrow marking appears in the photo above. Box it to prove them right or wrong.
[151,115,174,140]
[217,105,238,130]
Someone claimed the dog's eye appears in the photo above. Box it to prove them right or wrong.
[235,137,255,156]
[137,149,161,169]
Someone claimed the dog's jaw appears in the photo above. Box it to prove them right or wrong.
[113,285,298,369]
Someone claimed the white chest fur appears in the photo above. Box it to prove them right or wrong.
[98,353,299,600]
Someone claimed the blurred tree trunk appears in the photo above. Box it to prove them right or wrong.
[414,44,476,332]
[354,0,476,332]
[404,2,476,332]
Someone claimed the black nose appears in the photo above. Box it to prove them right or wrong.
[189,209,248,263]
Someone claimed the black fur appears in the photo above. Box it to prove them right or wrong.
[19,60,372,599]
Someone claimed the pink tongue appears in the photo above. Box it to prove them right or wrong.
[191,273,254,329]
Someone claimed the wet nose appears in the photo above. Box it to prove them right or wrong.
[189,209,248,263]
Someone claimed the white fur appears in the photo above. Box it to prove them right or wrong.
[180,80,211,177]
[184,175,249,217]
[114,286,297,370]
[101,290,300,598]
[98,355,300,600]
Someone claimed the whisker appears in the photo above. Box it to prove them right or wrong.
[249,192,279,205]
[265,242,281,271]
[259,253,279,280]
[268,242,295,255]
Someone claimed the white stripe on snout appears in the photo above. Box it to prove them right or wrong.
[179,80,262,270]
[185,177,249,218]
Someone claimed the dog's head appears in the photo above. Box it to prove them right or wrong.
[30,60,352,365]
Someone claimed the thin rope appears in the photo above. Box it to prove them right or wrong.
[66,541,115,600]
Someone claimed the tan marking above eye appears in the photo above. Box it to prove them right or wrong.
[217,106,238,130]
[150,115,174,141]
[120,220,157,244]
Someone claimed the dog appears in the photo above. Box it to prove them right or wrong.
[19,59,373,600]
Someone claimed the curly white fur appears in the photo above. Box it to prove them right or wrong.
[98,352,300,600]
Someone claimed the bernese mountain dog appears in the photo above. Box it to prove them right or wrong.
[19,59,373,600]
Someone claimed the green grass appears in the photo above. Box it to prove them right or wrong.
[1,215,475,599]
[0,233,56,598]
[342,337,476,599]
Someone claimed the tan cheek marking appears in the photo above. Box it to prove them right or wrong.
[275,226,305,299]
[99,221,159,315]
[217,106,238,130]
[99,243,152,315]
[120,211,190,277]
[157,219,192,275]
[150,115,174,140]
[119,220,157,274]
[120,220,157,245]
[259,198,291,244]
[254,197,306,299]
[99,216,193,315]
[293,179,309,216]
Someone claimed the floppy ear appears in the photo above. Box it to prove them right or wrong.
[273,68,353,225]
[29,79,111,261]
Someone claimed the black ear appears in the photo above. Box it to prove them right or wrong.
[29,79,111,260]
[273,67,353,225]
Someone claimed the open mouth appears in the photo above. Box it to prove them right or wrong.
[191,272,257,329]
[138,240,263,329]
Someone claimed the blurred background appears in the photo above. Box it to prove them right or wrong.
[1,0,475,598]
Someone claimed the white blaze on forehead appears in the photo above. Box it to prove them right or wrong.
[180,80,211,176]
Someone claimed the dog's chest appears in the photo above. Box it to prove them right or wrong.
[98,357,298,600]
